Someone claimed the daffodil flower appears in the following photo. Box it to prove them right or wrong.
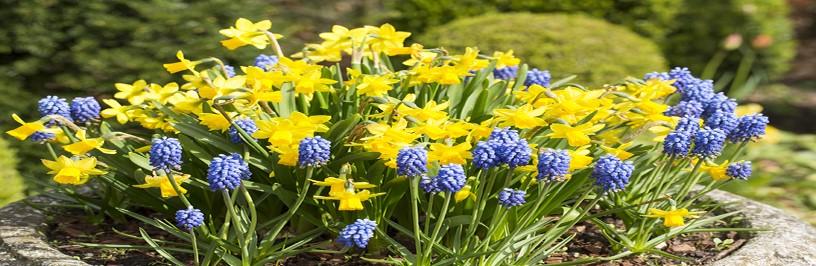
[100,99,131,124]
[429,142,472,165]
[219,18,279,50]
[114,80,148,105]
[5,114,45,140]
[493,50,520,69]
[42,156,106,185]
[547,122,605,147]
[701,160,730,181]
[645,207,703,227]
[493,104,548,129]
[162,51,199,74]
[601,142,634,160]
[310,177,376,197]
[197,113,232,132]
[63,130,116,155]
[356,74,399,97]
[455,185,476,203]
[134,173,191,198]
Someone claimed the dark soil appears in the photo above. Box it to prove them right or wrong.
[547,217,747,265]
[46,210,746,265]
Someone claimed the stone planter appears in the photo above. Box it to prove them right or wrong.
[0,190,814,266]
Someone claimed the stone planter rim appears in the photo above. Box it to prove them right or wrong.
[0,190,813,265]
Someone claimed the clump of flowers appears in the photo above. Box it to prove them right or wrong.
[5,18,768,266]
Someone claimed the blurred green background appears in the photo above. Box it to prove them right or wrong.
[1,0,814,222]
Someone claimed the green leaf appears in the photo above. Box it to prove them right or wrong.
[139,228,186,266]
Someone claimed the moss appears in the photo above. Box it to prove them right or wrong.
[0,138,25,206]
[665,0,795,79]
[419,13,667,86]
[384,0,682,41]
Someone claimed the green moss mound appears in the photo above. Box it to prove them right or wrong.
[666,0,795,79]
[0,138,25,206]
[419,13,667,86]
[385,0,682,42]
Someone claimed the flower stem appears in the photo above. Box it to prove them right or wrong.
[409,176,424,263]
[190,229,200,266]
[423,192,452,261]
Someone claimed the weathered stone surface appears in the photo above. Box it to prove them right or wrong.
[0,191,813,265]
[707,190,816,266]
[0,196,88,266]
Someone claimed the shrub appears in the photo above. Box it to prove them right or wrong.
[384,0,682,41]
[418,13,667,86]
[0,138,24,206]
[665,0,795,80]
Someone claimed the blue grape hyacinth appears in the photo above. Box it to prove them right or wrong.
[228,118,259,144]
[537,149,570,181]
[665,100,704,118]
[254,54,279,70]
[493,66,518,80]
[472,141,499,169]
[497,188,526,208]
[592,155,634,192]
[224,65,236,78]
[728,114,769,142]
[149,137,183,171]
[524,68,551,87]
[663,131,692,157]
[298,136,331,167]
[668,67,698,91]
[337,219,377,249]
[420,175,440,193]
[38,96,72,124]
[644,71,670,81]
[501,139,532,168]
[175,207,204,230]
[30,131,55,143]
[675,116,700,134]
[726,161,752,180]
[692,128,727,158]
[397,147,428,177]
[702,93,737,118]
[207,153,251,191]
[434,164,466,193]
[704,111,738,134]
[489,127,521,144]
[70,97,101,123]
[680,79,715,102]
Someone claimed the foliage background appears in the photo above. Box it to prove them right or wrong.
[1,0,815,226]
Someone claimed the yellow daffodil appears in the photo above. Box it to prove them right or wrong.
[601,142,634,160]
[493,104,548,129]
[197,113,232,132]
[455,185,476,203]
[134,173,191,198]
[310,177,376,197]
[701,160,730,181]
[145,82,180,104]
[645,207,702,227]
[428,142,472,165]
[453,47,489,72]
[100,99,131,124]
[314,186,384,211]
[162,51,199,74]
[6,114,45,141]
[386,43,424,57]
[568,146,593,171]
[401,101,449,122]
[114,80,148,105]
[547,122,605,147]
[493,50,520,69]
[369,23,411,53]
[63,130,116,155]
[219,18,279,50]
[293,70,337,96]
[42,156,106,185]
[272,144,299,166]
[357,74,398,97]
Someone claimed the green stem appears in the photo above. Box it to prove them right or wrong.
[222,190,248,265]
[423,192,452,261]
[409,176,424,263]
[190,229,200,266]
[46,143,58,160]
[240,185,258,260]
[265,167,313,249]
